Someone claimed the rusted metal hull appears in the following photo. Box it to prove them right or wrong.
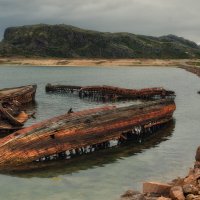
[4,121,175,174]
[0,99,176,170]
[45,84,175,101]
[0,85,37,104]
[0,101,29,133]
[46,84,81,93]
[0,85,37,133]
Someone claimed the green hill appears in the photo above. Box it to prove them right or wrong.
[0,24,200,58]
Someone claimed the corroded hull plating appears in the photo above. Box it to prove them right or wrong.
[0,85,37,132]
[0,102,29,132]
[0,85,37,104]
[46,84,175,101]
[0,99,176,169]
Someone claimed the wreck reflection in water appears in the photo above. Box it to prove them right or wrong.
[5,120,175,178]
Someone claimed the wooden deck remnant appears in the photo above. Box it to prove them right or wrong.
[45,84,175,101]
[0,99,176,169]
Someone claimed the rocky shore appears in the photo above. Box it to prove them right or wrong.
[120,146,200,200]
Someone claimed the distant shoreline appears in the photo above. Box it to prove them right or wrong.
[0,57,199,67]
[1,58,200,78]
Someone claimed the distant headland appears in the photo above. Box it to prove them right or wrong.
[0,24,200,59]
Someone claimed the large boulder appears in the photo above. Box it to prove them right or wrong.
[143,182,171,195]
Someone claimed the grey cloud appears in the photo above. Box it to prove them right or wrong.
[0,0,199,42]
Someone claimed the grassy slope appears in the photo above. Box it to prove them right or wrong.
[0,24,200,59]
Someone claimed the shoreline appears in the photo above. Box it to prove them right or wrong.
[0,57,199,67]
[1,57,200,78]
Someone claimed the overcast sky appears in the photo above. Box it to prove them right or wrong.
[0,0,200,43]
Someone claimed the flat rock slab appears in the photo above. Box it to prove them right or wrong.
[143,182,171,195]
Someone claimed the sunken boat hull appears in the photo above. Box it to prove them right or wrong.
[0,85,37,105]
[45,84,175,101]
[0,99,175,169]
[0,102,29,133]
[0,85,37,133]
[46,84,81,93]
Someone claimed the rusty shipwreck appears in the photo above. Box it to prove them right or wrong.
[46,84,175,101]
[0,85,37,104]
[0,98,176,170]
[0,85,37,132]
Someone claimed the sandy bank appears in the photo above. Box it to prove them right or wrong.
[0,57,199,67]
[2,57,200,79]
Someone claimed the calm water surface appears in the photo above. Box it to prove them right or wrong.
[0,65,200,200]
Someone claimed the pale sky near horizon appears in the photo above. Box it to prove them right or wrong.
[0,0,199,44]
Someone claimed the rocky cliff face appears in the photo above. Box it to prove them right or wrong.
[0,24,200,58]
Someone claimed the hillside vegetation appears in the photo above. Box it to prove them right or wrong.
[0,24,200,58]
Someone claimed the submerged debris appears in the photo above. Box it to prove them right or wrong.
[46,84,81,93]
[45,84,175,101]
